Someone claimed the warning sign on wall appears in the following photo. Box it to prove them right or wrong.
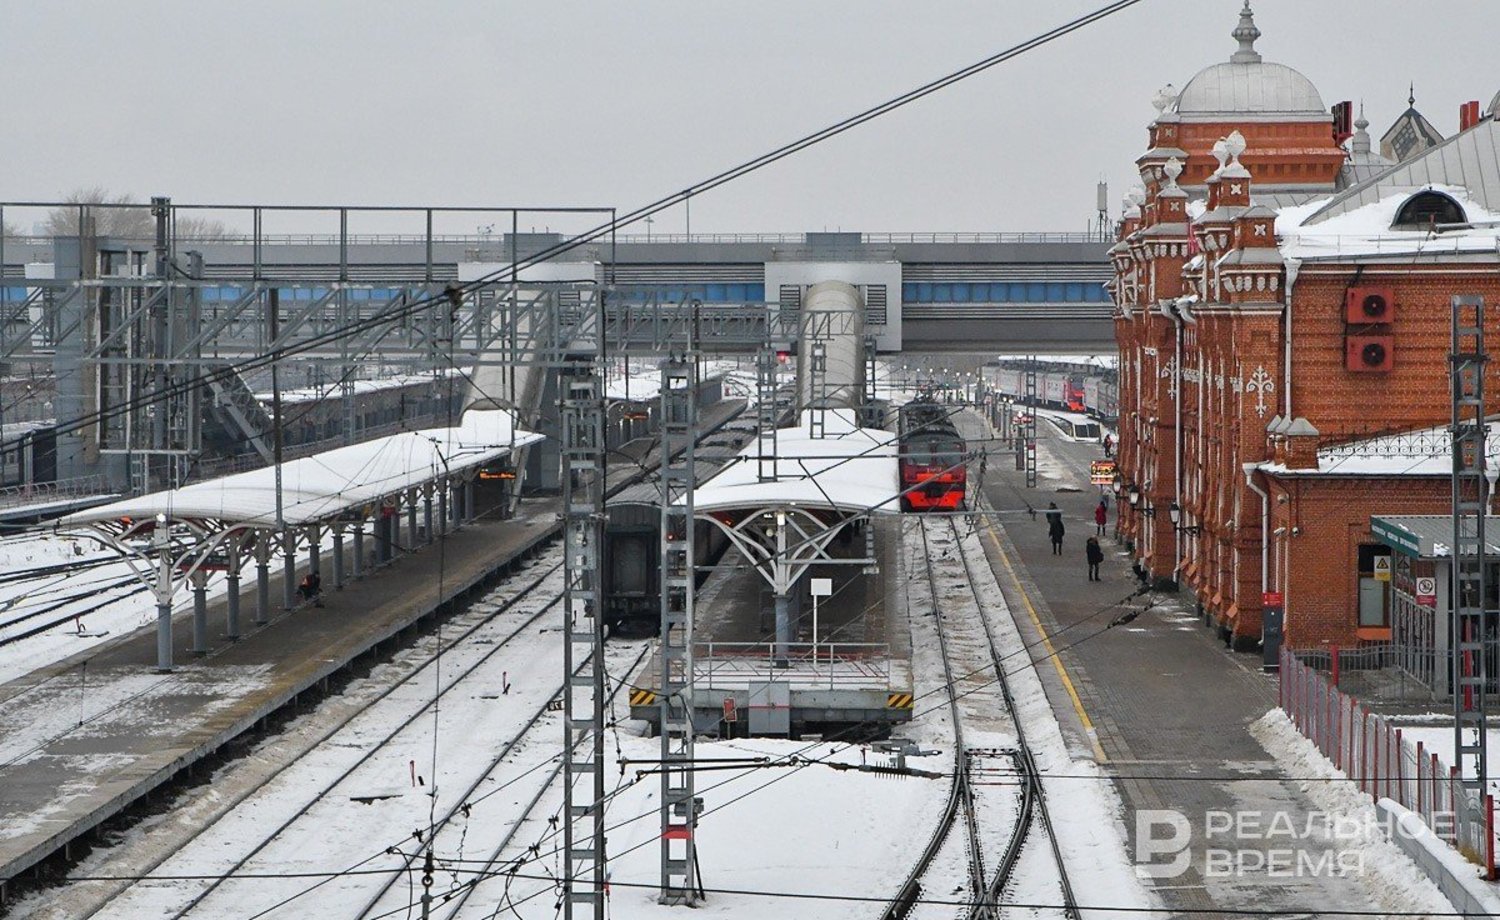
[1373,556,1392,582]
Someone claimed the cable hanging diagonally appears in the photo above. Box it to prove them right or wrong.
[4,0,1150,461]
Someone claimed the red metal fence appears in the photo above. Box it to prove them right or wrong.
[1280,646,1497,877]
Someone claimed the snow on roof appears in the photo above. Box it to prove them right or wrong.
[1260,419,1499,477]
[256,371,459,407]
[1276,183,1500,260]
[58,410,541,530]
[692,409,899,515]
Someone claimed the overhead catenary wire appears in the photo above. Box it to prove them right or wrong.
[0,0,1150,463]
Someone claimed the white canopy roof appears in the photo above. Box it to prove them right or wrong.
[692,409,900,515]
[58,410,542,530]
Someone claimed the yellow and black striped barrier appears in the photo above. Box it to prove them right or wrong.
[886,692,914,710]
[629,688,658,707]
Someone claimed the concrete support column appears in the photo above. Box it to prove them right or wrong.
[463,478,475,523]
[423,487,434,545]
[437,481,449,536]
[353,522,366,578]
[157,598,174,672]
[332,524,345,589]
[307,525,321,577]
[774,593,791,668]
[191,571,209,656]
[407,488,419,548]
[254,539,271,626]
[155,522,174,672]
[282,531,297,610]
[225,542,242,641]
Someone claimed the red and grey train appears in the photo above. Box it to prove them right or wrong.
[897,399,967,512]
[991,362,1117,421]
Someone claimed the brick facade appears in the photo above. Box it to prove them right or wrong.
[1111,22,1500,652]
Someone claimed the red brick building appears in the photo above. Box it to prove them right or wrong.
[1113,4,1500,651]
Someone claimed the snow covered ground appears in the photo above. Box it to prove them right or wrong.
[1252,710,1461,916]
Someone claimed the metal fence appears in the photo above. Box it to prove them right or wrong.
[693,642,891,691]
[0,475,114,510]
[1280,647,1497,875]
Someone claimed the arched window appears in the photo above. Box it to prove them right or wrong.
[1392,191,1469,230]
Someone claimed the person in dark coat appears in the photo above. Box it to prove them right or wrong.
[1086,536,1104,581]
[1102,434,1114,458]
[1046,502,1065,555]
[1094,498,1108,536]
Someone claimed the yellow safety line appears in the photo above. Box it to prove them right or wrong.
[983,520,1109,764]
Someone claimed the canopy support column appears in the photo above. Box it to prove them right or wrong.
[254,537,271,626]
[423,486,435,545]
[225,540,242,640]
[353,520,365,578]
[282,531,297,610]
[155,523,174,673]
[332,523,346,589]
[306,525,321,577]
[407,488,419,547]
[191,570,209,656]
[438,481,449,536]
[774,511,790,667]
[463,477,475,524]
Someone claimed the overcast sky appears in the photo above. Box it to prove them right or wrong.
[3,1,1497,236]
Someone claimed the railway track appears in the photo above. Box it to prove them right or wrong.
[53,548,566,920]
[883,515,1078,920]
[943,514,1078,919]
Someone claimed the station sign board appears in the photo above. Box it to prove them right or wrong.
[723,697,738,723]
[1090,460,1118,485]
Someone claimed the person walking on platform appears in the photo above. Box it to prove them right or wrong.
[1094,498,1108,536]
[1086,536,1104,581]
[1046,502,1065,555]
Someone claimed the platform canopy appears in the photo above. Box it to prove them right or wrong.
[58,410,542,531]
[692,409,900,516]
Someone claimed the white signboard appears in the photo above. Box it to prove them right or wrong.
[810,577,833,597]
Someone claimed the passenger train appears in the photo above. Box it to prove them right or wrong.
[897,398,967,512]
[989,357,1117,422]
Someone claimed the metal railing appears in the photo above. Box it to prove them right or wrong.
[1281,647,1497,875]
[0,475,113,509]
[3,230,1110,248]
[693,641,892,690]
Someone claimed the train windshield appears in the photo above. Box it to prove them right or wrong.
[904,437,964,466]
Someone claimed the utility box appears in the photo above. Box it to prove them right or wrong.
[748,681,790,736]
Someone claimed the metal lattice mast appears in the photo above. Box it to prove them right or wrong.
[1024,355,1039,489]
[658,354,702,904]
[1452,295,1489,792]
[809,342,827,439]
[757,346,779,481]
[561,357,608,919]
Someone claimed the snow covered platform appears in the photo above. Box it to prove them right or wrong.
[0,401,748,896]
[0,505,560,895]
[629,513,914,736]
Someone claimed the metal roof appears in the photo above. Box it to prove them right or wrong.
[57,410,541,530]
[692,410,900,516]
[1371,515,1500,559]
[1305,118,1500,225]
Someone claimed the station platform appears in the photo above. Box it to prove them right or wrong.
[629,513,913,737]
[0,399,745,898]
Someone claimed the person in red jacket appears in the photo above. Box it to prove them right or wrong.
[1094,498,1108,536]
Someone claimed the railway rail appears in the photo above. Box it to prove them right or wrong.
[58,548,566,920]
[882,515,1078,919]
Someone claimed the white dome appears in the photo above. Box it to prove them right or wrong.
[1175,60,1326,120]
